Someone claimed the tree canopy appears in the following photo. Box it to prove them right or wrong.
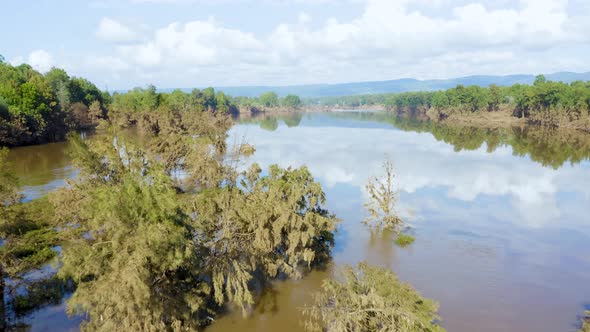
[48,106,338,331]
[0,61,107,146]
[303,263,445,332]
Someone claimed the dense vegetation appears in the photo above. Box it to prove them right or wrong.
[0,89,340,330]
[0,52,304,147]
[302,263,445,332]
[307,76,590,130]
[233,92,303,111]
[0,56,108,146]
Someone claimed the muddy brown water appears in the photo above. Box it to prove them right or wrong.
[7,111,590,332]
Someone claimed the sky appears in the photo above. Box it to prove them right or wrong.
[1,0,590,90]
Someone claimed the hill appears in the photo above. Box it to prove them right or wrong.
[157,71,590,98]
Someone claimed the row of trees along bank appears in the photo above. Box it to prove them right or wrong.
[307,76,590,130]
[0,54,304,147]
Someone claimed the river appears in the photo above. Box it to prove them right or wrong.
[7,111,590,332]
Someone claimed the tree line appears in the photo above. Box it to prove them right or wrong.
[307,76,590,129]
[0,54,304,147]
[0,56,108,146]
[233,91,303,110]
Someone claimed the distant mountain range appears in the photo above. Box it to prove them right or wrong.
[159,71,590,98]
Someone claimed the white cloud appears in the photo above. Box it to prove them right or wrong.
[116,18,264,68]
[96,17,140,43]
[229,119,590,229]
[14,50,54,73]
[82,0,590,87]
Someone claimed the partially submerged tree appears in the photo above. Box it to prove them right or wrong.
[302,263,445,332]
[364,159,403,232]
[193,163,337,313]
[51,113,338,330]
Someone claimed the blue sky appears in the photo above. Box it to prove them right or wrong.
[2,0,589,90]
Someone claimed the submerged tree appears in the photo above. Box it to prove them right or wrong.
[302,263,445,332]
[364,159,403,232]
[193,163,337,313]
[51,112,338,330]
[52,132,213,332]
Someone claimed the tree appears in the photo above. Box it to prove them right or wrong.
[364,159,403,232]
[88,100,104,123]
[431,91,450,109]
[215,91,230,113]
[488,84,502,112]
[259,91,279,108]
[51,115,337,331]
[534,75,547,86]
[282,94,302,109]
[0,61,107,146]
[202,87,217,110]
[302,263,445,332]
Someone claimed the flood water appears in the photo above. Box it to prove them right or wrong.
[7,111,590,332]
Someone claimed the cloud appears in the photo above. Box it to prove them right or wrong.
[28,50,54,72]
[10,50,54,73]
[228,118,590,229]
[116,18,265,68]
[82,0,590,87]
[96,17,140,43]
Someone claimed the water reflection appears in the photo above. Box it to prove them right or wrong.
[6,111,590,332]
[220,111,590,332]
[6,141,75,202]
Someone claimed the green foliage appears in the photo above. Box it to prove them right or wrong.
[309,78,590,127]
[259,91,279,108]
[282,94,302,109]
[364,160,403,232]
[394,234,415,247]
[213,92,304,112]
[431,91,450,109]
[302,263,445,332]
[110,86,237,128]
[51,113,338,331]
[0,61,107,146]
